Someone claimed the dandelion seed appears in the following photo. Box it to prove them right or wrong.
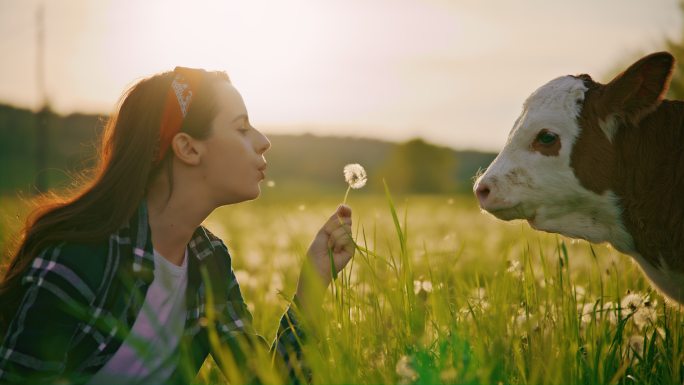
[342,163,367,204]
[266,180,276,188]
[395,355,418,384]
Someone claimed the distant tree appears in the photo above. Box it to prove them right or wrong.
[379,138,457,194]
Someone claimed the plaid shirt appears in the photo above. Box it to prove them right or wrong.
[0,202,305,384]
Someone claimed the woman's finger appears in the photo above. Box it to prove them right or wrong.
[323,210,352,235]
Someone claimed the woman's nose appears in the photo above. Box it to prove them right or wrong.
[255,129,271,154]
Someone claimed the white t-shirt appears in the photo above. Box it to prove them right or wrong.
[87,248,188,385]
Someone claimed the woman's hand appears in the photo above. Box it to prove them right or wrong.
[295,205,354,308]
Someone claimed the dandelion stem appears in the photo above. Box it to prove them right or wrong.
[342,185,351,205]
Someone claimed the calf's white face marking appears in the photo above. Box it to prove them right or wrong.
[474,76,635,254]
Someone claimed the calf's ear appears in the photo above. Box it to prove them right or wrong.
[602,52,674,124]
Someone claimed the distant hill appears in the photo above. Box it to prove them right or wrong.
[0,104,496,195]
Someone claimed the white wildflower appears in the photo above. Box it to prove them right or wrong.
[601,301,618,325]
[413,278,433,295]
[234,269,256,290]
[343,163,367,189]
[395,355,418,384]
[573,285,586,301]
[514,308,530,328]
[578,302,596,328]
[634,301,657,329]
[471,287,487,301]
[506,259,523,280]
[349,307,366,323]
[621,292,644,313]
[621,292,657,330]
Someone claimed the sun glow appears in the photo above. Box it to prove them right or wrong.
[0,0,680,150]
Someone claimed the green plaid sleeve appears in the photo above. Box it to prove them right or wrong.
[0,245,93,384]
[208,240,307,383]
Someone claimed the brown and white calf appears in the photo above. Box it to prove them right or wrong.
[473,52,684,304]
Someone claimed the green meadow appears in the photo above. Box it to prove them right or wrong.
[1,190,681,384]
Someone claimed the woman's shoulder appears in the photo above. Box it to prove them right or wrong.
[199,225,229,250]
[197,225,234,264]
[34,240,113,289]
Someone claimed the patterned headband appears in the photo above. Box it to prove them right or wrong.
[155,67,204,163]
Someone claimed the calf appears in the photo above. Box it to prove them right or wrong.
[473,52,684,304]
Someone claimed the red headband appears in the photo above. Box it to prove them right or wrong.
[155,67,204,163]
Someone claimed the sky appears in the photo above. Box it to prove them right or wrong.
[0,0,681,151]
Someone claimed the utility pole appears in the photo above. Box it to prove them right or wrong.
[35,3,48,193]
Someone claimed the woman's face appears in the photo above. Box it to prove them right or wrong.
[200,82,271,205]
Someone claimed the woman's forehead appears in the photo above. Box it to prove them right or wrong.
[213,82,248,119]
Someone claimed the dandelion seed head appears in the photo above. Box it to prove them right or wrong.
[602,301,618,325]
[620,292,658,330]
[633,304,657,330]
[621,293,645,313]
[577,303,595,327]
[343,163,367,189]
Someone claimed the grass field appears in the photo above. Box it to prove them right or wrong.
[1,190,682,384]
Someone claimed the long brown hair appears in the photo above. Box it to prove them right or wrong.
[0,69,230,330]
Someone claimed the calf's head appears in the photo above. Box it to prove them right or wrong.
[473,52,674,251]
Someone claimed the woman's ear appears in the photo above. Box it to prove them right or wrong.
[171,133,202,166]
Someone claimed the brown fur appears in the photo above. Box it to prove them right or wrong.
[571,52,684,273]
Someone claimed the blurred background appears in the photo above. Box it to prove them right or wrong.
[1,0,684,196]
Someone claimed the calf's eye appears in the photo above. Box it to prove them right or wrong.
[535,130,558,146]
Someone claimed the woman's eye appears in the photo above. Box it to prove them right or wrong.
[535,130,558,145]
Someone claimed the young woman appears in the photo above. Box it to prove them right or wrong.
[0,68,355,384]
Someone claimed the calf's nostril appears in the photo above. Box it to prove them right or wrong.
[475,184,491,202]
